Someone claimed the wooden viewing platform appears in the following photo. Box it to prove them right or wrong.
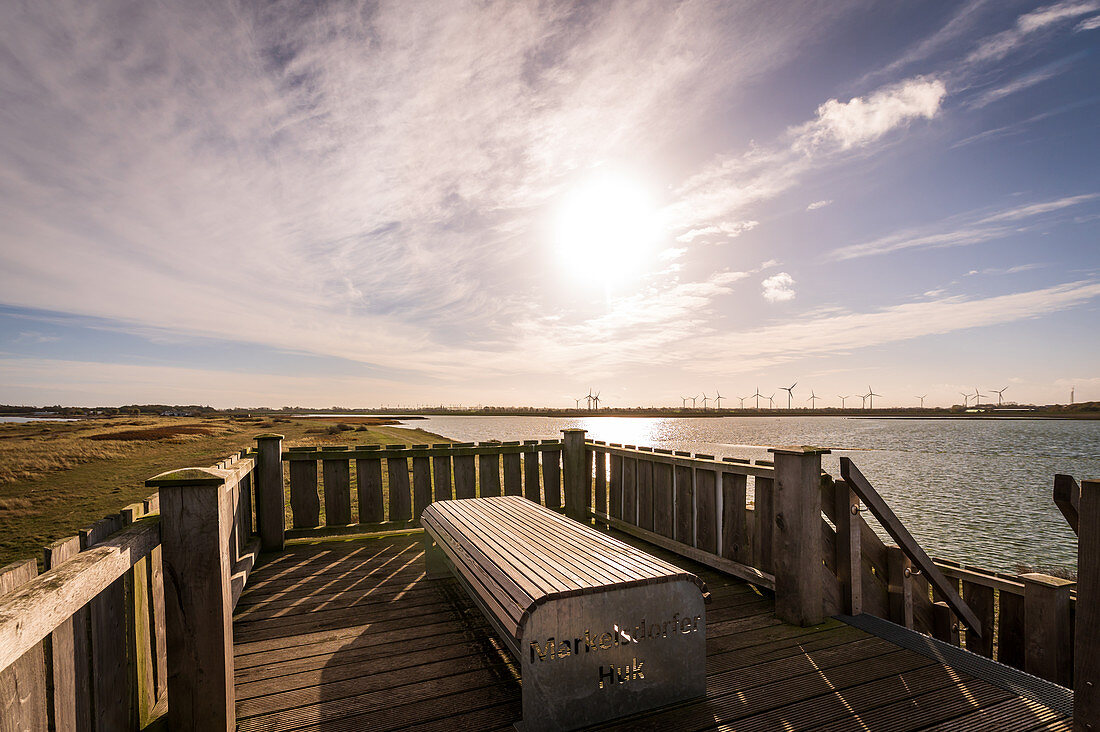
[0,430,1095,730]
[233,531,1071,731]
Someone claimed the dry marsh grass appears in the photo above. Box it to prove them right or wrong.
[0,416,448,567]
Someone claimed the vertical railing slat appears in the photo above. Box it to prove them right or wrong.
[722,472,749,565]
[594,449,608,517]
[887,545,914,630]
[621,456,636,524]
[142,493,167,706]
[754,475,774,573]
[523,442,541,503]
[288,457,320,528]
[43,535,85,732]
[412,452,433,519]
[454,450,476,500]
[121,504,156,725]
[503,447,522,497]
[961,580,994,657]
[81,514,133,730]
[543,446,562,510]
[386,448,412,522]
[637,459,654,531]
[479,446,502,498]
[609,453,623,519]
[652,461,674,538]
[356,455,384,523]
[674,462,693,545]
[0,558,48,731]
[323,449,352,526]
[999,590,1026,670]
[694,464,718,554]
[432,446,453,502]
[833,479,862,616]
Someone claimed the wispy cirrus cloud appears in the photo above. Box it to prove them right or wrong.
[966,0,1100,64]
[807,200,833,211]
[664,75,947,243]
[830,193,1099,261]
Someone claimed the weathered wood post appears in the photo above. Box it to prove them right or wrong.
[254,434,285,552]
[1077,479,1099,729]
[146,467,235,730]
[769,446,830,626]
[562,429,588,522]
[1020,572,1074,686]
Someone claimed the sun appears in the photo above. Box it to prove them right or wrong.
[554,172,660,281]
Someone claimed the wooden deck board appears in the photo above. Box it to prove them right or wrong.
[233,532,1071,731]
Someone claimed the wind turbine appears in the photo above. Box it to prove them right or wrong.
[680,395,689,408]
[780,382,797,409]
[806,390,820,409]
[738,396,747,409]
[972,387,986,407]
[574,397,581,409]
[915,394,927,408]
[959,391,971,407]
[714,389,724,409]
[700,392,710,409]
[591,391,601,411]
[866,386,881,410]
[838,395,849,409]
[751,388,763,409]
[767,392,776,409]
[585,389,594,410]
[991,386,1008,406]
[690,394,699,408]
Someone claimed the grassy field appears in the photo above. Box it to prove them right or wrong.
[0,415,448,568]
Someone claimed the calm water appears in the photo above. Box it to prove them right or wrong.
[407,415,1099,574]
[0,416,81,423]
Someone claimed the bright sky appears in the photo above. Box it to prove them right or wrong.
[1,1,1098,409]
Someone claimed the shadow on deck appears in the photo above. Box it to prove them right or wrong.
[232,532,1069,732]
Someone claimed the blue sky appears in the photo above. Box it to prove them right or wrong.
[1,0,1098,408]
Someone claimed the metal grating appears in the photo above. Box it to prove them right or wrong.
[838,613,1074,718]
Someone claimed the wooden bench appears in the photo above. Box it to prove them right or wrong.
[421,495,709,732]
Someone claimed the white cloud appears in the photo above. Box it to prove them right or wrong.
[793,77,946,151]
[690,280,1100,373]
[966,1,1100,64]
[831,194,1099,260]
[762,273,796,302]
[675,220,758,243]
[964,264,1044,277]
[807,200,833,210]
[1077,14,1100,30]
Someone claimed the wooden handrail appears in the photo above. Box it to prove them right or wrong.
[1053,474,1079,536]
[0,517,161,672]
[840,457,982,636]
[589,441,776,479]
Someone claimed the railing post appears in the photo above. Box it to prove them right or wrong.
[1076,479,1099,728]
[1020,572,1074,686]
[769,446,830,626]
[146,468,235,730]
[562,429,588,522]
[254,434,285,552]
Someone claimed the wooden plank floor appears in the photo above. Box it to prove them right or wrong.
[233,532,1070,732]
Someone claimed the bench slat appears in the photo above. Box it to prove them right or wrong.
[423,496,708,643]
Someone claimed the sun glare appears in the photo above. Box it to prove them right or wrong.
[554,172,660,282]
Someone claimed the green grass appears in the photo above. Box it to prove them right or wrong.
[0,416,449,568]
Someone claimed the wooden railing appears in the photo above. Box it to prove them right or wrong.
[3,429,1093,729]
[0,448,259,731]
[269,435,566,536]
